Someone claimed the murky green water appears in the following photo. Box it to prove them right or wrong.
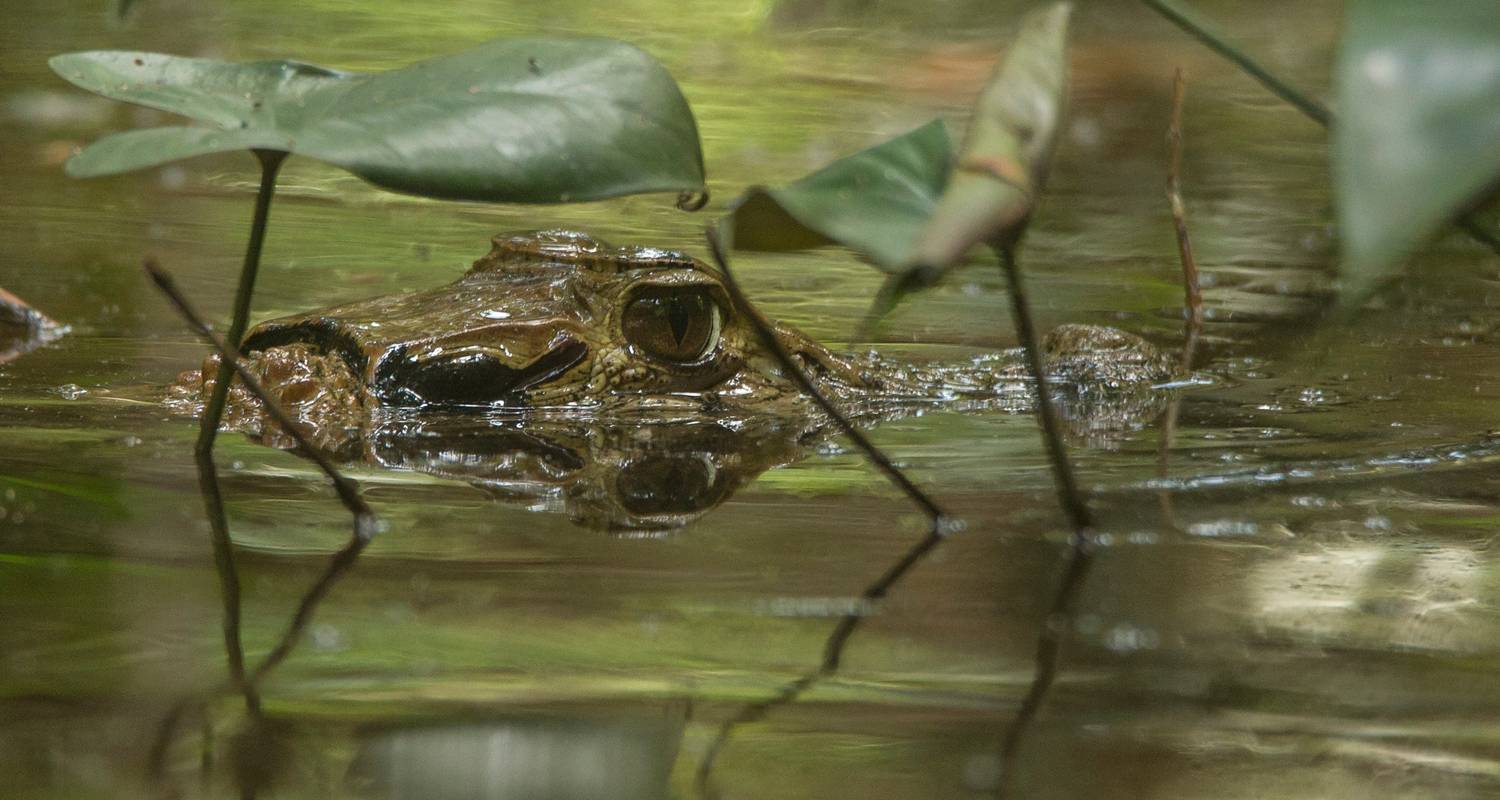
[7,1,1500,798]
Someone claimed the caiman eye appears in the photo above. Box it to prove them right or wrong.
[622,287,722,363]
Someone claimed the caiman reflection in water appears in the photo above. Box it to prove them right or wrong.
[168,230,1174,530]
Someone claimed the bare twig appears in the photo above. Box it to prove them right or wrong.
[1166,68,1204,373]
[146,260,376,537]
[695,227,955,797]
[145,258,382,792]
[1140,0,1500,259]
[1159,69,1201,529]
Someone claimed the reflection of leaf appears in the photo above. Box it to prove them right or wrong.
[720,119,953,269]
[50,39,705,203]
[1335,1,1500,297]
[908,1,1071,272]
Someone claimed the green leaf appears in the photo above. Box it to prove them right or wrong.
[49,38,705,203]
[1335,0,1500,296]
[720,119,954,269]
[908,1,1071,271]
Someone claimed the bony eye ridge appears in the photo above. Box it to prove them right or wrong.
[622,287,723,364]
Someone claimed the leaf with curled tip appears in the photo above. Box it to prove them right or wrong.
[49,38,706,204]
[713,4,1071,335]
[906,1,1071,273]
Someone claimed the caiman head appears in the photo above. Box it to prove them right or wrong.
[173,230,871,426]
[166,229,1176,531]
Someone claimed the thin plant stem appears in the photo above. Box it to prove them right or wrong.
[1140,0,1500,259]
[1166,68,1204,374]
[196,149,287,459]
[996,541,1094,797]
[994,246,1092,532]
[705,228,946,522]
[992,244,1095,797]
[188,150,284,713]
[694,525,948,798]
[1140,0,1330,125]
[247,536,370,685]
[148,257,382,796]
[695,227,954,797]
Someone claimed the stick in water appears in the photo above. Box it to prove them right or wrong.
[1166,68,1204,372]
[146,258,380,693]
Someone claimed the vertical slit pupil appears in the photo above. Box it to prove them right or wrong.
[667,296,692,346]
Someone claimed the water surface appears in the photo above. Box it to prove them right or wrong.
[6,1,1500,798]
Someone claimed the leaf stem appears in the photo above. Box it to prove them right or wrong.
[993,245,1095,797]
[995,247,1091,532]
[1140,0,1330,126]
[195,149,287,459]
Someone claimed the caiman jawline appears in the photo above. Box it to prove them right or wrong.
[373,339,588,407]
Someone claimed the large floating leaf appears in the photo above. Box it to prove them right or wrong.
[1335,1,1500,296]
[720,119,953,269]
[908,2,1070,272]
[50,38,705,203]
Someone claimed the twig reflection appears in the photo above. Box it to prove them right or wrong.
[144,260,380,797]
[695,229,954,798]
[991,243,1096,797]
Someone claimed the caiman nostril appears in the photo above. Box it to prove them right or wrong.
[375,339,589,407]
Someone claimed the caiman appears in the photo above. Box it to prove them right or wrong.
[168,230,1174,530]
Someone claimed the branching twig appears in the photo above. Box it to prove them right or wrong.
[1140,0,1500,259]
[695,228,954,797]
